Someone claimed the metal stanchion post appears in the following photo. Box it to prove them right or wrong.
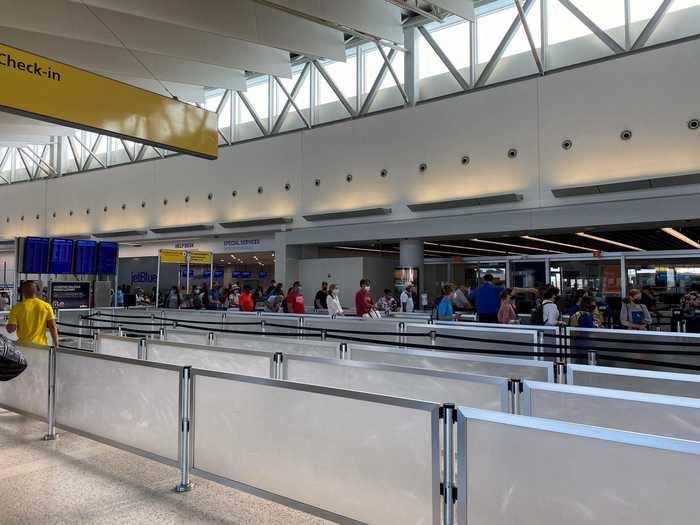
[321,329,327,341]
[207,332,215,345]
[440,403,456,525]
[175,367,193,493]
[92,333,99,353]
[339,342,348,360]
[138,338,147,360]
[399,322,406,346]
[117,325,123,337]
[430,330,437,346]
[555,361,567,384]
[509,379,523,415]
[159,328,166,340]
[42,346,58,441]
[77,319,84,350]
[298,317,304,340]
[261,319,266,334]
[273,352,284,379]
[587,351,597,366]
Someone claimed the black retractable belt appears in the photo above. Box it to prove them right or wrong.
[0,335,27,382]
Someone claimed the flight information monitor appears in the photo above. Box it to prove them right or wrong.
[74,240,98,274]
[22,237,50,274]
[49,239,74,274]
[97,242,118,275]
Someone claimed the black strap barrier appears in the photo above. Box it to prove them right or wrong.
[57,321,161,335]
[174,322,322,339]
[88,312,264,327]
[59,331,95,340]
[543,331,700,347]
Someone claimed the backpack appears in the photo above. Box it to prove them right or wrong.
[0,336,27,382]
[530,303,545,325]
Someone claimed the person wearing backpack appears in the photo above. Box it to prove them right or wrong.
[568,296,601,328]
[531,287,561,326]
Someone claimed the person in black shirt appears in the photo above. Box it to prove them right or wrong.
[314,282,329,311]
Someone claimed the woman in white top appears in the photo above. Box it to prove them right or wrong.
[327,284,343,318]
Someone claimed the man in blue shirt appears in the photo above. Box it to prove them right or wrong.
[468,275,536,323]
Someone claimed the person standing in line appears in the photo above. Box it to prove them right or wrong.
[376,289,398,315]
[437,285,456,321]
[355,279,377,319]
[400,284,415,313]
[326,284,344,318]
[620,288,652,330]
[314,282,329,311]
[497,288,519,324]
[453,285,470,311]
[264,280,277,298]
[569,296,602,328]
[239,286,255,312]
[469,274,535,323]
[6,281,59,347]
[287,281,305,314]
[541,287,562,326]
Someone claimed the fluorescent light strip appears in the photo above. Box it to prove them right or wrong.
[661,227,700,249]
[425,249,483,257]
[575,232,644,251]
[425,242,527,256]
[470,238,563,254]
[521,235,598,252]
[334,246,399,255]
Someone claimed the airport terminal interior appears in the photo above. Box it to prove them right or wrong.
[1,1,700,524]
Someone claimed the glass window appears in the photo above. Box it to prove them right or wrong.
[551,260,622,312]
[511,261,546,288]
[626,258,700,308]
[317,53,357,106]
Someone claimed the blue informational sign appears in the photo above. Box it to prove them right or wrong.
[74,240,98,274]
[97,242,118,275]
[241,271,252,279]
[50,239,74,274]
[258,271,268,278]
[23,237,50,274]
[232,271,242,278]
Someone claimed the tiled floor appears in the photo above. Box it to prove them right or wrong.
[0,410,333,525]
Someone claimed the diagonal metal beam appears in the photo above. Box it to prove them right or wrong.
[376,42,409,104]
[120,139,135,162]
[631,0,674,50]
[74,135,106,170]
[215,90,231,116]
[476,0,536,87]
[313,60,358,118]
[515,0,543,74]
[360,48,397,115]
[66,136,82,172]
[272,63,311,134]
[558,0,625,54]
[16,148,33,179]
[0,147,10,173]
[418,25,470,91]
[134,144,147,161]
[237,91,269,136]
[22,145,57,177]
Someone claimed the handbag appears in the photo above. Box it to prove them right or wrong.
[0,335,27,382]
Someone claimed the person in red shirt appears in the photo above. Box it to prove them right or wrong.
[286,281,305,314]
[355,278,376,318]
[239,286,255,312]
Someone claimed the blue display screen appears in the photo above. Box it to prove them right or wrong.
[50,239,74,274]
[240,271,252,279]
[23,237,50,274]
[97,242,118,275]
[232,271,242,278]
[258,271,268,278]
[74,240,98,275]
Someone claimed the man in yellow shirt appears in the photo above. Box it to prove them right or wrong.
[6,282,59,346]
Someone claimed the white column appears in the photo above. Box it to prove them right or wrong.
[400,239,425,297]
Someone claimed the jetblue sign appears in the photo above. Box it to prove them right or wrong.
[131,271,158,284]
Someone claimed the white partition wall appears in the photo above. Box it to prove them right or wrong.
[405,324,539,357]
[164,330,210,345]
[523,381,700,441]
[55,350,181,463]
[191,371,440,525]
[214,335,341,359]
[284,355,510,411]
[97,335,141,359]
[457,408,700,525]
[147,340,273,378]
[303,318,402,343]
[568,364,700,398]
[0,345,48,419]
[348,344,553,382]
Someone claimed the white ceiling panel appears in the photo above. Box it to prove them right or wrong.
[98,74,206,104]
[429,0,475,21]
[256,0,404,43]
[71,0,346,62]
[0,26,247,91]
[0,113,75,145]
[0,0,291,76]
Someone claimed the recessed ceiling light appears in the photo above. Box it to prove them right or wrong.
[470,238,563,254]
[661,227,700,249]
[575,232,643,251]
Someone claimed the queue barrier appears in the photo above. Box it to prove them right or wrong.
[567,364,700,399]
[405,323,540,356]
[522,381,700,441]
[456,408,700,525]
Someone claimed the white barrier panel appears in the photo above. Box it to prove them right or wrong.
[192,371,440,525]
[55,350,180,463]
[457,408,700,525]
[349,344,553,382]
[568,364,700,398]
[285,355,509,411]
[165,330,209,346]
[405,323,539,356]
[147,340,273,378]
[523,381,700,441]
[0,345,48,419]
[303,318,401,343]
[97,335,140,359]
[215,334,340,358]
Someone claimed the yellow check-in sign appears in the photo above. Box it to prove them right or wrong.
[0,43,218,159]
[159,249,187,264]
[189,251,213,265]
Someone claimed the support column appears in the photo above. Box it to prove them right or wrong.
[274,232,301,290]
[404,26,419,107]
[400,239,425,304]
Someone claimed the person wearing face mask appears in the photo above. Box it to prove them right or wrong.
[620,288,652,330]
[437,285,456,321]
[400,284,415,313]
[497,288,519,324]
[355,278,377,319]
[285,281,305,314]
[327,283,343,318]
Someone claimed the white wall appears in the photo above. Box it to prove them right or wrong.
[299,256,363,308]
[2,38,700,248]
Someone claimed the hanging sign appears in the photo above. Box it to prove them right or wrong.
[159,249,187,264]
[189,251,213,265]
[0,43,218,159]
